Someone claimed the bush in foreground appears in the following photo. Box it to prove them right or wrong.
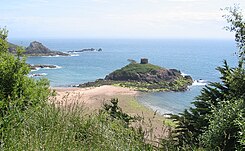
[0,28,50,146]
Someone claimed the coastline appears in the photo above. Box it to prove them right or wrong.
[52,85,138,109]
[51,85,171,138]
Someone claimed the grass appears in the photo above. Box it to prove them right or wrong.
[113,78,191,92]
[1,83,179,151]
[163,119,176,127]
[1,101,155,150]
[113,63,163,75]
[79,62,193,92]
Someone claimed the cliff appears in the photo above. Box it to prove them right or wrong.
[25,41,69,56]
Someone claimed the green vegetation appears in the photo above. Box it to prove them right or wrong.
[113,77,191,92]
[79,62,193,92]
[169,5,245,150]
[0,28,50,145]
[113,63,163,75]
[102,98,136,127]
[0,29,155,150]
[2,101,154,150]
[79,78,192,92]
[1,4,245,151]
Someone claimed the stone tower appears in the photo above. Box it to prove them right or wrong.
[140,58,148,64]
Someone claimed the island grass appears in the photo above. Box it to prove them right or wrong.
[112,77,192,92]
[80,77,192,92]
[112,63,163,75]
[79,62,192,92]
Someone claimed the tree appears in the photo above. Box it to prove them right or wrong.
[0,28,50,144]
[171,5,245,150]
[102,98,135,127]
[223,4,245,60]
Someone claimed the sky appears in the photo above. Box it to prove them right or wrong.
[1,0,245,39]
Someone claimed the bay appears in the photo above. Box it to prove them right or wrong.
[10,38,237,114]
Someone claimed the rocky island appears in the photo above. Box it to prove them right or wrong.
[67,48,102,53]
[25,41,69,56]
[79,58,193,92]
[8,41,69,56]
[29,64,58,70]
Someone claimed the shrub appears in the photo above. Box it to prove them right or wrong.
[0,28,50,146]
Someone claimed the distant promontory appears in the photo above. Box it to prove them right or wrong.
[8,41,69,56]
[8,41,102,56]
[79,58,193,92]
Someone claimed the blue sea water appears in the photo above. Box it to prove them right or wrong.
[10,39,237,114]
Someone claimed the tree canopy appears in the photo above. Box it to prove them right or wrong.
[171,5,245,150]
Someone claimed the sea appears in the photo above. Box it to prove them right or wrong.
[9,39,238,114]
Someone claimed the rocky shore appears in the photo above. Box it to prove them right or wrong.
[79,59,193,92]
[67,48,102,53]
[29,64,58,70]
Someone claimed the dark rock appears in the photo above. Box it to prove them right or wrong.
[8,41,69,56]
[29,73,46,77]
[25,41,69,56]
[105,67,183,83]
[29,64,58,70]
[67,48,102,53]
[183,75,194,85]
[79,61,193,92]
[25,41,51,53]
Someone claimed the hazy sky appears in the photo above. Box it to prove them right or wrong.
[1,0,245,39]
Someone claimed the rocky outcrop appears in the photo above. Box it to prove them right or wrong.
[29,64,58,70]
[26,41,51,53]
[25,41,69,56]
[105,67,183,83]
[67,48,102,53]
[79,62,193,92]
[105,64,193,85]
[8,41,69,56]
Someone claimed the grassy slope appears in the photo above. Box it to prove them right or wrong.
[8,42,19,48]
[113,63,163,75]
[2,102,153,150]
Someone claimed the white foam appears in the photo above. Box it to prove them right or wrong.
[40,55,62,58]
[31,67,41,72]
[31,65,62,71]
[191,80,208,86]
[28,73,47,77]
[44,65,62,69]
[140,102,174,115]
[39,53,79,57]
[70,54,79,56]
[55,65,62,69]
[181,72,189,76]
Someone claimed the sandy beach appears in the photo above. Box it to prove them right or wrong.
[52,85,138,109]
[51,85,171,139]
